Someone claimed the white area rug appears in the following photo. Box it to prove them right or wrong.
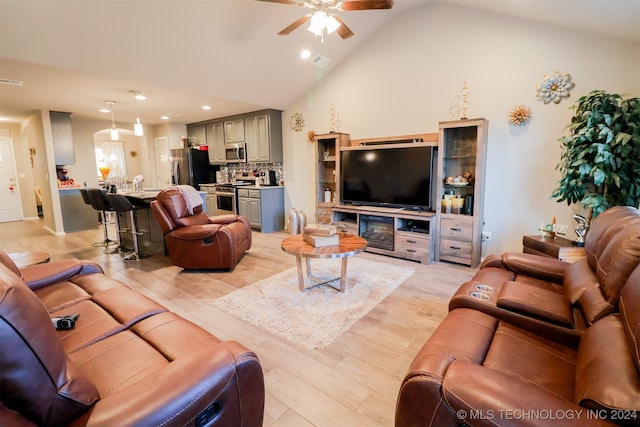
[213,257,414,350]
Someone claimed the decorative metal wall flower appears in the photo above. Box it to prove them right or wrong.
[508,105,532,126]
[290,113,305,131]
[307,130,316,143]
[536,71,575,104]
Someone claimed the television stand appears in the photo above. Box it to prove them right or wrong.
[332,205,435,264]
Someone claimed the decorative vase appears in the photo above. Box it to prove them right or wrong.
[288,208,299,235]
[297,210,307,234]
[99,166,110,181]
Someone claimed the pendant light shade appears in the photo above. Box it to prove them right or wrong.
[130,90,144,136]
[106,100,119,140]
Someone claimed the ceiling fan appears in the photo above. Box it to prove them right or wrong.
[258,0,394,40]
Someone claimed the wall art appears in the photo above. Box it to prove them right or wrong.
[536,71,575,104]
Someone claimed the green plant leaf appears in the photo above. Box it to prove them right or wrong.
[552,90,640,217]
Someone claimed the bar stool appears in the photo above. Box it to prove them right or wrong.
[83,188,118,250]
[106,193,147,260]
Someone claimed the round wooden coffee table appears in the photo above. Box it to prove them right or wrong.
[281,233,367,292]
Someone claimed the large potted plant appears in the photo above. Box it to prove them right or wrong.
[552,89,640,221]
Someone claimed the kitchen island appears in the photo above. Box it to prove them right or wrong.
[115,189,206,256]
[59,188,99,232]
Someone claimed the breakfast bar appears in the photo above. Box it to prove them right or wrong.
[114,189,206,256]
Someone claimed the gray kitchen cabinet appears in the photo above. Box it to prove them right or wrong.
[206,121,225,163]
[237,187,284,233]
[186,123,206,146]
[245,110,283,163]
[224,118,245,143]
[50,111,75,165]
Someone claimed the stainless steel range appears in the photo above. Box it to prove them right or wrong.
[211,179,255,216]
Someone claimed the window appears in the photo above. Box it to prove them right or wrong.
[95,141,127,180]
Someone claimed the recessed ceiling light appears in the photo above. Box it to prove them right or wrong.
[202,105,211,110]
[135,93,146,100]
[160,115,169,120]
[99,108,110,113]
[300,49,311,60]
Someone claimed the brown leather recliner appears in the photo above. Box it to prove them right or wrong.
[150,187,252,270]
[449,206,640,344]
[396,262,640,426]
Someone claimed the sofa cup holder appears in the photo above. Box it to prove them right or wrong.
[470,291,491,301]
[475,284,494,293]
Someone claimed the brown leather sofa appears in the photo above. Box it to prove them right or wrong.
[0,249,264,426]
[449,206,640,344]
[396,206,640,426]
[150,187,252,270]
[396,268,640,426]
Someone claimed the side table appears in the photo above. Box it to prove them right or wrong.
[8,251,51,268]
[522,235,586,263]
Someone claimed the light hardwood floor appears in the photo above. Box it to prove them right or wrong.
[0,219,477,426]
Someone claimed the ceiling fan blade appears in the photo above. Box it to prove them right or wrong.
[277,15,311,35]
[332,15,354,39]
[340,0,394,11]
[256,0,304,6]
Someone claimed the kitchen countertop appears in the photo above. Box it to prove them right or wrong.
[240,185,283,191]
[118,188,207,201]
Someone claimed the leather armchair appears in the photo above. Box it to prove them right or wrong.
[150,187,252,270]
[449,206,640,343]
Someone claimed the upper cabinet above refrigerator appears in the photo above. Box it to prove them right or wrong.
[50,111,75,165]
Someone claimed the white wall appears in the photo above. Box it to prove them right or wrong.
[281,2,640,256]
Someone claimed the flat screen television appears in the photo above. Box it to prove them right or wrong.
[340,144,435,211]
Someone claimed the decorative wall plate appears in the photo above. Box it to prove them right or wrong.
[290,113,305,132]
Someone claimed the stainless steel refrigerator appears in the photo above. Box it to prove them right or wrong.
[169,148,215,190]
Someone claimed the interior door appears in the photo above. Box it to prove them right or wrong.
[0,134,24,222]
[154,137,171,188]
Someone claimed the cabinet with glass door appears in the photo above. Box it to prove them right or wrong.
[314,132,350,213]
[436,118,488,268]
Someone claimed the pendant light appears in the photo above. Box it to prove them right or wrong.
[130,90,144,136]
[106,100,119,140]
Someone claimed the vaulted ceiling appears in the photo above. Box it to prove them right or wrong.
[1,0,638,125]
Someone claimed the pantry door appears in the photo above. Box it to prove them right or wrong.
[0,133,24,222]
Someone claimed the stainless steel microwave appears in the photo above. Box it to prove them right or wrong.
[224,143,247,163]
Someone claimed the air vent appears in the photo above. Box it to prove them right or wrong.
[0,78,24,86]
[310,54,331,68]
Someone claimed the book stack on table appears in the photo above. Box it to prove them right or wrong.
[303,223,339,247]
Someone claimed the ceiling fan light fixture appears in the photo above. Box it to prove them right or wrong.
[325,15,341,34]
[307,11,325,36]
[307,11,340,37]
